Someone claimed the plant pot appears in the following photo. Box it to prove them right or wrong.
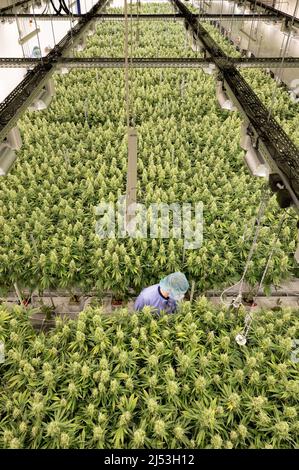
[29,312,56,332]
[111,299,124,310]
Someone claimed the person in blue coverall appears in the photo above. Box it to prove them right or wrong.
[134,272,189,314]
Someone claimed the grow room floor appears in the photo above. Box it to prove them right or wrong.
[2,278,299,318]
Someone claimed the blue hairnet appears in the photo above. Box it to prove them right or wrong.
[159,272,189,296]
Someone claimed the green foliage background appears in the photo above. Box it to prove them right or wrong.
[0,300,298,448]
[0,3,298,295]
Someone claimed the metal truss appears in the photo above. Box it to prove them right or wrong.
[241,0,299,28]
[1,56,299,68]
[0,12,280,20]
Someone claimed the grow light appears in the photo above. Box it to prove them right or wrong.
[0,144,17,176]
[76,43,85,52]
[87,23,96,37]
[244,146,269,178]
[240,122,252,150]
[6,127,22,150]
[29,80,55,112]
[201,63,216,75]
[75,38,86,52]
[216,81,236,111]
[58,67,70,75]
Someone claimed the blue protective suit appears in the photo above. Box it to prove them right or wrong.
[134,284,177,314]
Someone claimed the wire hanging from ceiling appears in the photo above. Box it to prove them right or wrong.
[220,186,271,309]
[124,0,130,130]
[247,0,258,54]
[67,0,75,56]
[32,1,44,65]
[229,0,237,41]
[235,210,288,346]
[50,0,62,15]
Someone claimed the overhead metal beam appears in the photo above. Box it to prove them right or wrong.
[171,0,299,207]
[0,57,209,68]
[0,12,281,21]
[1,56,299,68]
[235,57,299,68]
[241,0,299,28]
[0,0,109,144]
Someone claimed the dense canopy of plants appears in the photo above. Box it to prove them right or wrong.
[0,3,297,296]
[0,300,298,448]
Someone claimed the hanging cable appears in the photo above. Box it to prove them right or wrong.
[14,9,26,61]
[256,5,264,57]
[220,0,224,32]
[41,1,49,14]
[229,0,237,42]
[130,0,134,126]
[136,0,140,44]
[60,0,73,15]
[239,0,247,54]
[50,1,57,46]
[124,0,130,129]
[67,0,75,57]
[235,211,288,346]
[50,0,62,15]
[196,0,203,55]
[247,0,258,54]
[220,186,270,307]
[32,2,44,65]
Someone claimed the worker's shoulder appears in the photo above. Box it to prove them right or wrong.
[140,283,159,299]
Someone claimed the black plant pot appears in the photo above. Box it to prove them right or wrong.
[30,313,56,332]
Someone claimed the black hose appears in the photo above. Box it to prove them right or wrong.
[59,0,73,15]
[50,0,62,15]
[41,1,49,14]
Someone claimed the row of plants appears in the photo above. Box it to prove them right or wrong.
[0,299,298,448]
[79,18,199,58]
[0,3,297,296]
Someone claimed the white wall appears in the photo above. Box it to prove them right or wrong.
[0,0,95,101]
[196,0,299,86]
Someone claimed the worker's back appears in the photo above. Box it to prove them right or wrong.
[134,283,176,314]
